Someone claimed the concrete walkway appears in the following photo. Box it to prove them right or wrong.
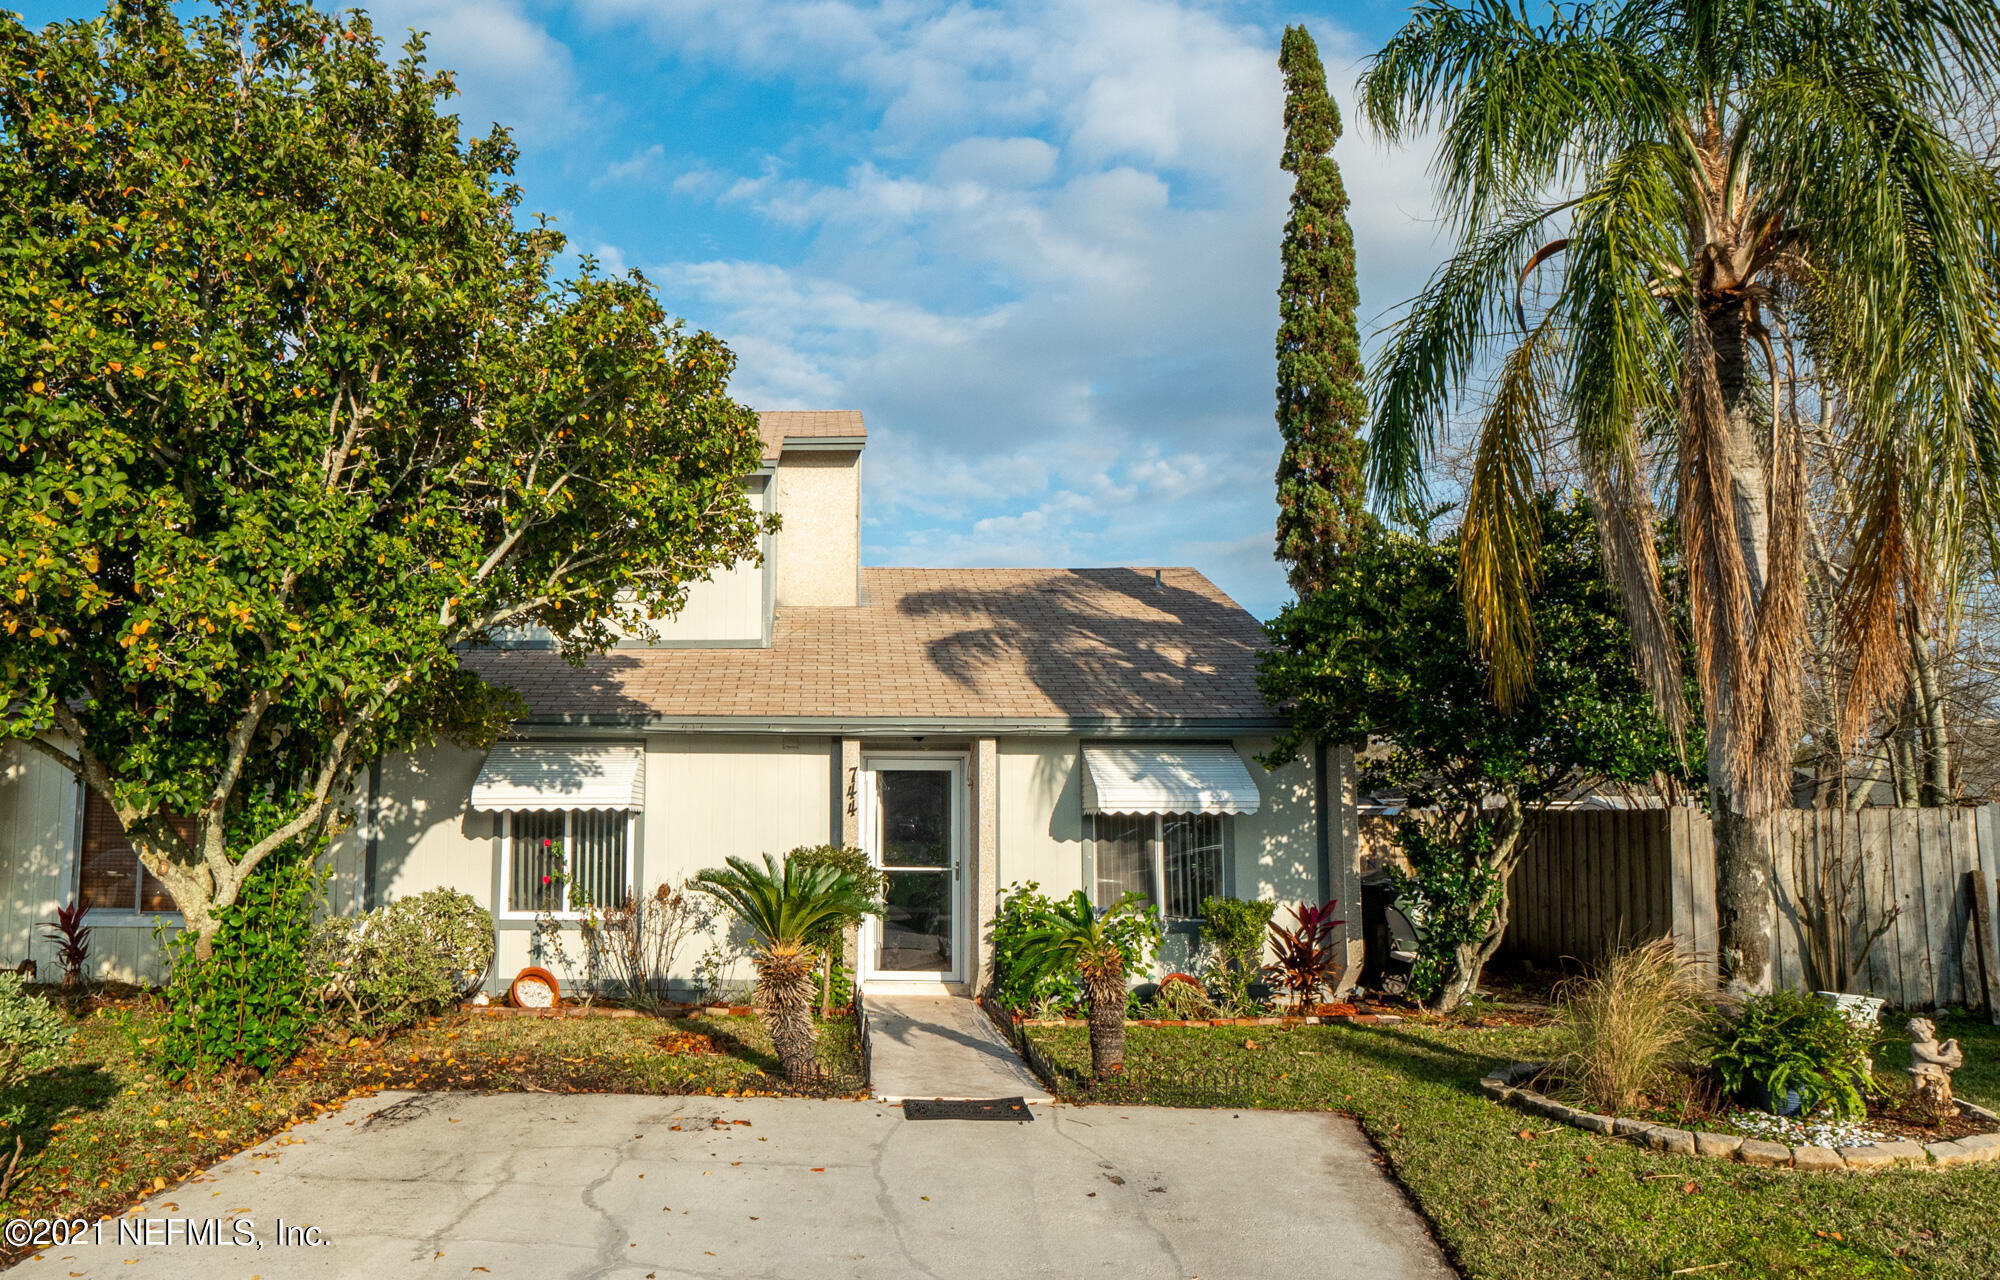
[18,1092,1455,1279]
[862,993,1053,1103]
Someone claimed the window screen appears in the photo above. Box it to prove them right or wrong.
[508,811,629,914]
[79,790,180,914]
[1092,813,1155,911]
[1161,813,1224,920]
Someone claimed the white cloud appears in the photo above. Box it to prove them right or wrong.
[595,144,669,188]
[577,0,1445,616]
[363,0,589,144]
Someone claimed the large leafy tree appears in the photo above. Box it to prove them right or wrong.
[1260,496,1701,1010]
[1273,24,1367,595]
[1358,0,2000,991]
[0,1,768,955]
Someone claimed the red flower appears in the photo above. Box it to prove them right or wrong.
[541,874,552,886]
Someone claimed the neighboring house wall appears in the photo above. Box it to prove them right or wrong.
[773,450,860,607]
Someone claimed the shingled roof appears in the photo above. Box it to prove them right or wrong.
[462,567,1278,727]
[756,410,865,462]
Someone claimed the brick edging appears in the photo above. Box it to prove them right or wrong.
[1480,1061,2000,1171]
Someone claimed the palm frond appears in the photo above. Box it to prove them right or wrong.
[1367,200,1576,506]
[1460,321,1559,707]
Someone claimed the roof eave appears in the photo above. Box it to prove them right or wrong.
[505,713,1289,738]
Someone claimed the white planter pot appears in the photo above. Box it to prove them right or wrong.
[1816,991,1886,1031]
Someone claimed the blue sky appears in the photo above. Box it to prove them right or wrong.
[16,1,1450,620]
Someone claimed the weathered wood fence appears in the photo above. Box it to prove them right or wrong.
[1498,806,2000,1010]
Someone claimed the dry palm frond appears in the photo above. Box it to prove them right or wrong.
[1551,938,1717,1116]
[1678,316,1762,805]
[1582,434,1688,749]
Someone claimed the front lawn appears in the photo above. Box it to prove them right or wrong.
[1026,1014,2000,1280]
[0,1001,864,1244]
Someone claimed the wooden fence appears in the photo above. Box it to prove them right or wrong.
[1498,806,2000,1010]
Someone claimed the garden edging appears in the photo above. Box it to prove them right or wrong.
[1479,1061,2000,1171]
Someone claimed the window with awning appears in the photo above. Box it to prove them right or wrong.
[470,743,644,918]
[1079,744,1261,817]
[469,742,646,813]
[1082,744,1259,921]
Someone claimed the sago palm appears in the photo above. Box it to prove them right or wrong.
[1010,891,1155,1079]
[1360,0,2000,991]
[692,854,880,1083]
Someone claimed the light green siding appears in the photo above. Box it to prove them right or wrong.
[1228,736,1322,907]
[995,737,1087,898]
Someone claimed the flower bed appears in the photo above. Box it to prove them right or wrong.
[981,994,1395,1030]
[1480,1061,2000,1171]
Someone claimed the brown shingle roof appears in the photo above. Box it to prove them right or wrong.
[756,410,866,462]
[463,567,1276,726]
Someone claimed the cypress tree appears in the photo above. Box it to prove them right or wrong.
[1273,24,1366,595]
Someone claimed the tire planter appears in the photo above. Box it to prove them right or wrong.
[508,966,561,1009]
[1480,1061,2000,1171]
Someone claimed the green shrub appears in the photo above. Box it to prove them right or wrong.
[156,851,322,1080]
[1709,990,1878,1119]
[1198,896,1274,1010]
[990,883,1083,1014]
[786,844,884,1011]
[0,971,68,1087]
[311,888,494,1036]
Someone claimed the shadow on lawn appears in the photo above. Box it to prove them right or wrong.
[0,1062,120,1191]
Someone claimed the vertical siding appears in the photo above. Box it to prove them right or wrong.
[994,737,1086,899]
[617,556,766,644]
[643,734,837,991]
[0,742,77,974]
[1229,737,1320,909]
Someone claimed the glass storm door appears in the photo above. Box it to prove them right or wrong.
[860,758,964,983]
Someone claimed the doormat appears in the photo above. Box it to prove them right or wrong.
[901,1097,1034,1122]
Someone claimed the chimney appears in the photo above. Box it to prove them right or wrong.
[1154,569,1163,592]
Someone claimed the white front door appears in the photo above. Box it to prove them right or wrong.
[857,756,966,985]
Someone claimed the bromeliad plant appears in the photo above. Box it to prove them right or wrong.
[1263,900,1345,1013]
[40,900,90,990]
[1006,891,1160,1078]
[692,854,882,1084]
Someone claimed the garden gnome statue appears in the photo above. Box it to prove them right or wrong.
[1906,1017,1964,1118]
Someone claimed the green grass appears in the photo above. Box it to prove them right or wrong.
[1026,1014,2000,1280]
[0,1000,864,1246]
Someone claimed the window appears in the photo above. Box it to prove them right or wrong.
[502,810,632,917]
[78,790,181,915]
[1090,812,1225,920]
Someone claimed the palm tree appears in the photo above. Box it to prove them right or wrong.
[1360,0,2000,992]
[1010,891,1156,1079]
[692,854,880,1083]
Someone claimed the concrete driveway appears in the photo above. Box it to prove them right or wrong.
[14,1092,1453,1279]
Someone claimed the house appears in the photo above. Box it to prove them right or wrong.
[0,412,1362,995]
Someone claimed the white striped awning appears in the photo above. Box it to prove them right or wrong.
[1080,744,1261,816]
[469,742,646,812]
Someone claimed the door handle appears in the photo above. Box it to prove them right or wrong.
[954,859,961,882]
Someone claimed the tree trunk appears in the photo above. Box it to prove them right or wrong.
[1083,962,1127,1079]
[1427,804,1525,1014]
[1707,302,1777,996]
[1909,619,1952,805]
[753,945,821,1084]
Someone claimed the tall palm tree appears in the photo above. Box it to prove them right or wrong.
[1011,891,1155,1079]
[1360,0,2000,992]
[692,854,880,1083]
